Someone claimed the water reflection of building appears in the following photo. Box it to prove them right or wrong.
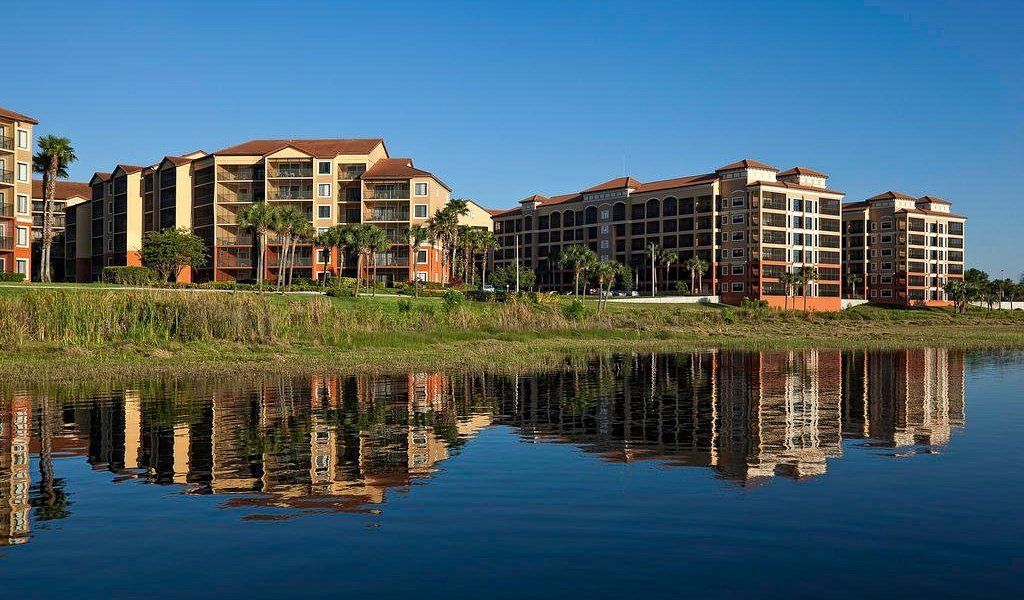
[0,348,971,546]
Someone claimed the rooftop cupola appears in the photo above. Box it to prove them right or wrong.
[777,166,828,189]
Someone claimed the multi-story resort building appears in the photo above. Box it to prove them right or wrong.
[65,138,457,284]
[492,159,845,309]
[842,192,966,306]
[0,106,36,280]
[30,179,89,282]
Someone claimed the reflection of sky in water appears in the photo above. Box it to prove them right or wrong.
[1,349,1021,599]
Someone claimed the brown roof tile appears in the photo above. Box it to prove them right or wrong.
[212,138,384,158]
[114,164,146,175]
[866,190,915,201]
[716,159,779,172]
[895,208,966,219]
[0,105,38,125]
[778,166,828,178]
[361,158,451,192]
[519,194,548,204]
[633,172,718,193]
[32,179,91,200]
[583,177,642,193]
[916,195,951,204]
[747,180,845,195]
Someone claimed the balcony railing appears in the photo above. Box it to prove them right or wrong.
[366,210,410,222]
[0,237,13,250]
[268,167,313,178]
[0,203,13,217]
[0,169,13,184]
[337,165,366,180]
[217,193,256,204]
[365,186,410,200]
[762,197,786,210]
[217,235,253,246]
[0,136,13,151]
[218,169,256,181]
[268,188,313,200]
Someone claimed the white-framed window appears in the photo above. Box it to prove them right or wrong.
[317,205,332,219]
[732,248,744,258]
[17,194,29,214]
[880,234,892,243]
[16,259,28,275]
[600,209,610,219]
[881,249,892,257]
[731,213,744,224]
[17,226,29,247]
[731,282,744,292]
[881,262,893,271]
[317,161,332,175]
[416,249,428,264]
[17,162,29,182]
[16,129,29,149]
[317,249,330,264]
[731,196,745,207]
[732,264,744,275]
[600,224,609,234]
[414,204,428,218]
[600,239,609,249]
[881,289,893,298]
[107,239,113,251]
[414,182,429,196]
[870,289,878,298]
[731,231,744,241]
[317,183,332,198]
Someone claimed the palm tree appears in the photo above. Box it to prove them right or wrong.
[32,136,78,282]
[593,261,622,313]
[658,248,678,292]
[475,229,497,288]
[684,257,708,295]
[405,224,431,288]
[779,271,799,310]
[289,221,315,290]
[558,244,597,298]
[311,228,337,291]
[269,205,306,291]
[238,202,279,293]
[427,198,469,284]
[798,265,819,311]
[846,273,863,299]
[368,225,391,296]
[330,223,353,279]
[644,243,661,296]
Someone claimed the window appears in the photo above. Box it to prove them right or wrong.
[732,248,744,258]
[732,265,744,275]
[317,161,332,175]
[17,194,29,214]
[317,205,332,219]
[731,196,745,207]
[731,282,744,292]
[317,183,332,198]
[881,275,892,284]
[16,129,29,149]
[416,249,428,264]
[414,204,428,218]
[16,259,28,275]
[880,234,892,243]
[600,209,610,220]
[414,182,429,196]
[600,239,609,249]
[317,249,330,264]
[731,231,744,241]
[600,224,609,234]
[881,290,893,298]
[17,162,29,182]
[17,227,29,246]
[731,214,744,224]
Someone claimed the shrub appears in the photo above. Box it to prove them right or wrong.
[0,272,26,282]
[740,297,768,310]
[102,266,157,286]
[561,298,589,322]
[396,298,413,313]
[326,284,355,298]
[465,290,498,302]
[675,281,690,295]
[441,289,464,310]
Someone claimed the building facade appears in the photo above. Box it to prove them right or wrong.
[31,179,89,282]
[492,159,844,309]
[0,106,36,280]
[842,191,966,306]
[66,139,457,285]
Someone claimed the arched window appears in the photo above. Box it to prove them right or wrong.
[646,198,660,218]
[551,211,561,228]
[612,202,626,221]
[631,202,645,220]
[564,210,575,227]
[585,206,598,225]
[663,197,677,216]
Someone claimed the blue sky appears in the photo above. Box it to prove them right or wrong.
[8,0,1021,275]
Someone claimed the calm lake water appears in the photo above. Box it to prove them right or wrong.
[2,349,1022,599]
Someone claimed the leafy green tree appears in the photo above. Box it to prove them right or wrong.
[141,228,207,282]
[943,278,971,314]
[517,266,536,291]
[32,135,78,282]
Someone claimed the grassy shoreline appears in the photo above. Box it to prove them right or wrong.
[2,286,1022,383]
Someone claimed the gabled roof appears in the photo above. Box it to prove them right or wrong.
[162,155,193,167]
[0,105,38,125]
[212,138,385,158]
[90,172,111,184]
[361,158,452,192]
[113,164,145,175]
[633,172,718,193]
[778,166,827,178]
[716,159,779,172]
[866,190,915,201]
[32,179,91,200]
[747,180,845,195]
[583,177,642,193]
[519,194,548,204]
[916,195,951,205]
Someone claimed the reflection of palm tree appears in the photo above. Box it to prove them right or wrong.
[33,396,72,521]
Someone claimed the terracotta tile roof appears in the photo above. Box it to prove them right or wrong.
[361,157,451,192]
[716,159,779,172]
[842,201,869,210]
[32,179,91,200]
[633,172,718,193]
[0,105,38,125]
[486,208,508,216]
[583,177,642,193]
[866,190,915,201]
[493,192,582,217]
[778,166,828,178]
[519,194,548,204]
[747,180,845,195]
[542,193,582,206]
[114,164,146,175]
[90,172,111,184]
[916,195,951,204]
[895,208,967,219]
[212,138,384,158]
[164,155,193,167]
